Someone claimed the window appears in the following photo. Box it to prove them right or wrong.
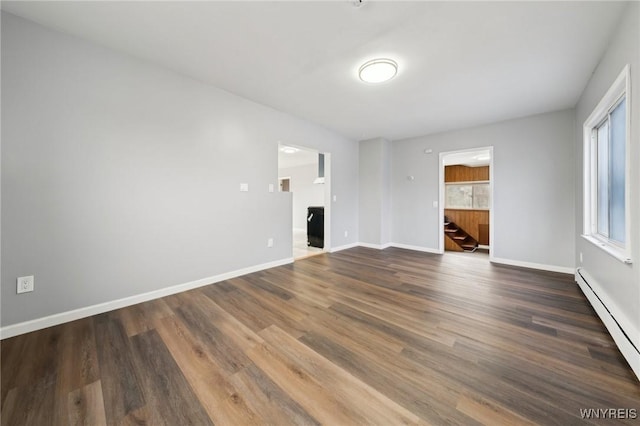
[445,182,490,210]
[583,65,631,263]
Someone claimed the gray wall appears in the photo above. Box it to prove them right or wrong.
[574,2,639,346]
[278,163,324,231]
[358,138,391,246]
[392,109,575,269]
[1,13,358,327]
[381,139,392,246]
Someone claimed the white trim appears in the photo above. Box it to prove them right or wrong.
[330,242,359,253]
[323,152,332,252]
[581,234,632,264]
[0,257,294,340]
[351,242,443,254]
[445,180,490,185]
[582,64,631,263]
[332,242,441,254]
[443,208,491,212]
[439,153,445,254]
[488,151,495,260]
[478,244,490,250]
[490,257,574,274]
[358,242,393,250]
[280,145,332,254]
[576,269,640,380]
[439,147,494,257]
[388,243,441,254]
[292,227,306,233]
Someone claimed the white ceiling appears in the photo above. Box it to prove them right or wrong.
[278,147,319,170]
[443,149,491,167]
[2,1,627,142]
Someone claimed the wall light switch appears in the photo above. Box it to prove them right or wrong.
[333,195,337,202]
[268,184,274,193]
[432,201,438,208]
[267,238,274,248]
[240,183,249,192]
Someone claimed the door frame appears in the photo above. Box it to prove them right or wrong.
[277,144,331,255]
[278,177,291,192]
[438,146,494,259]
[323,152,332,251]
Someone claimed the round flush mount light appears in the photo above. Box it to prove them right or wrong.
[358,58,398,83]
[280,146,299,154]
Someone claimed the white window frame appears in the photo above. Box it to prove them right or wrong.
[582,64,631,264]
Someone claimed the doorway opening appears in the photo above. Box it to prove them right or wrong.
[277,144,331,260]
[279,177,290,192]
[439,147,494,258]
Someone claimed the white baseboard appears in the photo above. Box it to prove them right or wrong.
[352,244,571,273]
[576,269,640,380]
[330,242,359,253]
[389,243,442,254]
[358,242,393,250]
[490,256,574,274]
[354,242,442,254]
[0,257,294,340]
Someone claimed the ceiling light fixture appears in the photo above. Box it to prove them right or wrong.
[359,58,398,83]
[280,146,298,154]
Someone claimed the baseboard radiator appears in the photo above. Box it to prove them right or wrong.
[576,268,640,380]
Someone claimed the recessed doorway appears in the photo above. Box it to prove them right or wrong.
[439,147,494,258]
[277,144,331,260]
[279,177,290,192]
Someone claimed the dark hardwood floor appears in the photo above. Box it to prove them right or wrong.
[2,247,639,425]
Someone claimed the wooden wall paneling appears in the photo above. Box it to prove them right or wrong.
[444,237,464,252]
[445,165,489,183]
[478,224,490,245]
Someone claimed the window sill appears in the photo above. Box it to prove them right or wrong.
[581,234,632,264]
[444,208,490,212]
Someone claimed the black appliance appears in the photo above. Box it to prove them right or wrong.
[307,206,324,248]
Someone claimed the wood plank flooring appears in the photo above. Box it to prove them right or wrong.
[2,247,639,425]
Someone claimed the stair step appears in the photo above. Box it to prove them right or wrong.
[444,217,480,252]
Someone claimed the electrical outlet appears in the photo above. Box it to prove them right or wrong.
[267,238,274,248]
[240,183,249,192]
[268,184,274,193]
[579,252,583,264]
[344,230,348,237]
[17,276,34,294]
